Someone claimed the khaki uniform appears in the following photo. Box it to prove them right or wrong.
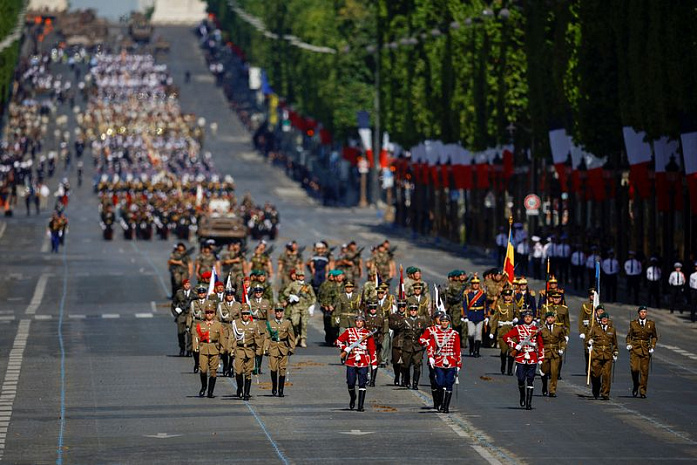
[222,249,245,288]
[361,279,378,302]
[168,250,190,293]
[588,323,618,398]
[333,291,361,333]
[229,319,265,378]
[280,281,316,342]
[406,295,431,319]
[365,313,386,364]
[540,323,567,395]
[402,316,427,369]
[278,251,302,288]
[264,318,296,375]
[250,297,272,322]
[389,311,407,383]
[193,319,224,376]
[578,302,594,338]
[250,252,271,274]
[318,279,340,344]
[549,303,570,334]
[626,319,658,396]
[444,282,464,329]
[490,302,518,355]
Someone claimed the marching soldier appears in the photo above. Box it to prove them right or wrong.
[333,281,361,336]
[195,243,220,284]
[626,306,658,398]
[546,290,570,378]
[406,282,430,319]
[389,299,408,386]
[375,284,394,367]
[265,306,296,397]
[207,281,226,305]
[218,289,241,376]
[419,311,445,410]
[405,267,430,302]
[277,241,303,289]
[578,288,596,373]
[402,303,428,390]
[504,308,543,410]
[188,286,212,373]
[539,311,567,397]
[514,277,536,318]
[249,270,274,303]
[587,310,618,400]
[364,300,385,386]
[229,306,265,400]
[444,270,465,346]
[318,269,341,345]
[168,243,192,296]
[361,268,379,302]
[249,285,271,374]
[425,313,461,413]
[463,277,488,358]
[489,288,518,375]
[171,278,195,356]
[193,306,224,398]
[221,241,246,291]
[336,314,378,412]
[280,270,316,348]
[308,241,333,292]
[248,241,274,279]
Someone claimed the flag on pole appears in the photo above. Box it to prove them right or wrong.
[225,273,233,292]
[593,260,601,309]
[503,218,515,284]
[398,265,405,300]
[207,268,218,297]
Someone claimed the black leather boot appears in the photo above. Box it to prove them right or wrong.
[207,377,216,398]
[412,368,420,390]
[591,376,600,399]
[442,390,452,413]
[500,354,506,374]
[541,375,548,396]
[193,352,199,373]
[348,388,356,410]
[243,378,252,401]
[178,333,186,356]
[558,358,563,380]
[468,337,475,356]
[369,367,378,387]
[507,356,515,376]
[474,341,481,358]
[198,372,207,397]
[235,374,244,398]
[525,386,534,410]
[432,389,441,410]
[401,367,410,387]
[254,355,263,375]
[221,354,229,376]
[631,371,639,397]
[357,389,366,412]
[393,364,401,386]
[518,382,525,407]
[278,375,286,397]
[271,371,278,396]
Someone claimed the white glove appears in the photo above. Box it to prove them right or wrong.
[343,347,351,354]
[539,370,545,376]
[288,294,300,303]
[626,344,632,350]
[649,348,654,354]
[512,317,518,324]
[428,357,435,367]
[537,360,543,365]
[175,307,182,314]
[484,317,489,324]
[463,318,469,323]
[489,333,494,340]
[515,344,522,351]
[612,355,617,362]
[564,336,569,343]
[308,304,316,316]
[558,350,564,355]
[579,333,586,340]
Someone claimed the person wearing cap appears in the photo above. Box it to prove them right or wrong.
[406,282,430,319]
[337,241,363,284]
[490,289,519,375]
[168,242,193,296]
[229,306,265,400]
[419,312,445,409]
[248,241,274,280]
[374,242,395,287]
[587,310,618,400]
[578,288,596,373]
[538,275,563,312]
[624,251,643,305]
[280,269,316,348]
[504,308,543,410]
[207,280,226,305]
[364,300,386,386]
[389,299,408,386]
[307,241,333,291]
[249,270,275,303]
[690,263,697,322]
[195,242,220,285]
[406,267,431,303]
[444,271,465,348]
[425,313,461,413]
[668,262,686,314]
[221,241,246,292]
[570,244,586,290]
[333,280,361,336]
[250,285,272,373]
[539,311,566,397]
[336,314,378,412]
[463,276,488,357]
[514,277,536,319]
[646,257,662,308]
[402,303,428,390]
[601,249,619,302]
[193,305,225,398]
[188,286,214,373]
[360,267,380,302]
[277,240,303,289]
[171,278,194,356]
[264,306,296,397]
[626,306,658,398]
[318,270,341,345]
[218,288,241,376]
[375,283,395,366]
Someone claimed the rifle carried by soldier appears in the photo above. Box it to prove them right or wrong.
[340,328,378,361]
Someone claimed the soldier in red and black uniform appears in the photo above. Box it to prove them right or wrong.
[504,308,544,410]
[419,311,445,410]
[336,315,377,412]
[426,314,461,413]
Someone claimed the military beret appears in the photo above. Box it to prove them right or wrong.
[458,270,467,276]
[182,278,190,285]
[201,271,212,279]
[406,266,417,274]
[250,270,262,276]
[447,270,458,278]
[595,304,605,311]
[215,281,224,287]
[328,269,339,277]
[545,311,556,318]
[412,267,421,273]
[600,312,610,319]
[334,269,345,275]
[637,306,647,312]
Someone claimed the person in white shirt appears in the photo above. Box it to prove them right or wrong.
[601,249,620,302]
[668,262,686,314]
[689,261,697,322]
[531,236,544,280]
[645,257,662,308]
[623,251,642,305]
[570,245,586,290]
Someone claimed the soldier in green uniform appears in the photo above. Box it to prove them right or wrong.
[218,289,241,376]
[402,304,428,389]
[364,300,385,386]
[248,241,274,279]
[277,241,303,290]
[188,286,213,373]
[375,284,395,367]
[578,288,596,373]
[280,270,316,348]
[361,268,379,302]
[444,270,465,347]
[539,311,567,397]
[406,282,430,319]
[221,241,246,291]
[489,288,519,375]
[333,281,362,336]
[193,307,225,398]
[168,242,193,296]
[389,299,408,386]
[374,242,395,285]
[250,270,275,303]
[318,270,341,345]
[626,306,658,398]
[405,267,431,303]
[171,278,195,356]
[229,306,265,400]
[587,311,618,400]
[207,281,226,305]
[195,243,220,285]
[265,306,296,397]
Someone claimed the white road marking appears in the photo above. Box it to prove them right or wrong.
[102,314,120,319]
[34,315,52,321]
[150,301,157,313]
[135,313,154,318]
[0,319,30,461]
[0,222,6,240]
[25,274,49,315]
[661,343,697,361]
[68,314,86,319]
[0,317,15,322]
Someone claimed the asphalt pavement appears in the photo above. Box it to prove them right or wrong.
[0,26,695,465]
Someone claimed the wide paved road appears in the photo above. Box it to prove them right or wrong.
[0,26,696,464]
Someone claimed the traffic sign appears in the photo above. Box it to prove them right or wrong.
[524,194,541,211]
